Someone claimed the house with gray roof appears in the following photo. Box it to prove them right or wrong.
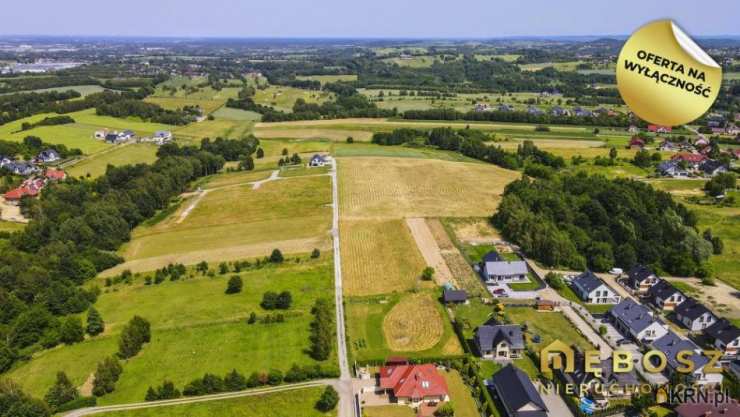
[625,265,660,295]
[480,253,528,284]
[609,299,668,343]
[475,324,524,360]
[557,350,639,406]
[650,330,723,385]
[571,271,621,304]
[488,364,548,417]
[647,280,686,312]
[675,298,717,332]
[705,319,740,361]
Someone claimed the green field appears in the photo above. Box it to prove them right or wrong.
[212,106,262,121]
[144,96,226,115]
[173,119,254,144]
[67,143,159,178]
[688,202,740,290]
[98,386,334,417]
[346,291,462,363]
[0,109,174,154]
[8,257,336,404]
[113,174,332,272]
[253,86,333,113]
[296,74,358,85]
[0,84,105,97]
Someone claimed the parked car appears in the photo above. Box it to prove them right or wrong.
[493,288,507,295]
[609,268,623,275]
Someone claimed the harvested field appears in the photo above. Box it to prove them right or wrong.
[382,294,444,351]
[340,219,428,296]
[444,217,501,243]
[254,127,373,142]
[338,157,520,220]
[426,218,455,250]
[406,218,452,286]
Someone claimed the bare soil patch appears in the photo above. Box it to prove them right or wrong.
[405,218,453,286]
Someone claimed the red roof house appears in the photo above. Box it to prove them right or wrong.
[3,178,45,204]
[675,398,740,417]
[378,362,449,405]
[671,153,707,163]
[648,124,672,133]
[45,169,66,181]
[628,136,645,149]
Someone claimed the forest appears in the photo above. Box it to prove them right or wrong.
[492,173,714,276]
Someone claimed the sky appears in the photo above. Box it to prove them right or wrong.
[2,0,739,38]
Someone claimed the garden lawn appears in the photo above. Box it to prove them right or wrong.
[442,370,479,417]
[505,307,593,351]
[346,291,462,363]
[98,386,335,417]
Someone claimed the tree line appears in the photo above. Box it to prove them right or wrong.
[403,108,633,127]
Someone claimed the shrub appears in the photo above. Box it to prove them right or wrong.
[311,248,320,258]
[225,275,243,294]
[269,249,284,263]
[421,267,435,281]
[86,307,105,336]
[45,372,79,410]
[315,386,339,411]
[118,316,151,359]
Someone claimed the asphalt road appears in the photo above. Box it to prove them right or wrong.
[330,161,356,417]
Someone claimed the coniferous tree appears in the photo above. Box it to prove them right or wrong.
[44,372,78,410]
[60,317,84,345]
[225,276,243,294]
[86,307,105,336]
[315,386,339,411]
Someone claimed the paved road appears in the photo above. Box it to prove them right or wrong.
[329,161,356,417]
[62,380,338,417]
[536,382,574,417]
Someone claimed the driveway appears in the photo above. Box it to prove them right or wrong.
[486,283,538,299]
[536,382,574,417]
[598,321,668,385]
[597,273,637,302]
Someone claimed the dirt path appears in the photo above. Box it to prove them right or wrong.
[250,170,279,190]
[406,218,453,286]
[176,190,209,224]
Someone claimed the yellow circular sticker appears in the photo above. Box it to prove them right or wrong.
[616,20,722,126]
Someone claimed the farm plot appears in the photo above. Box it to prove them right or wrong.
[9,258,336,404]
[253,86,333,113]
[172,119,253,144]
[66,143,159,178]
[346,291,462,362]
[340,219,428,296]
[144,96,226,115]
[338,157,519,220]
[114,175,332,272]
[383,293,445,351]
[211,106,262,121]
[254,126,373,142]
[296,74,358,84]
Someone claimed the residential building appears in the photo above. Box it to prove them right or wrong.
[442,289,468,304]
[527,106,543,115]
[309,154,328,167]
[609,299,668,343]
[658,140,678,151]
[647,280,686,311]
[573,107,592,117]
[551,106,570,117]
[474,324,524,360]
[675,298,717,332]
[378,361,449,405]
[571,271,621,304]
[488,364,548,417]
[657,160,689,178]
[44,169,66,181]
[35,149,60,163]
[699,160,728,177]
[625,265,660,295]
[628,137,645,149]
[479,253,528,284]
[557,350,639,407]
[154,131,173,144]
[671,152,707,169]
[651,331,723,385]
[647,124,672,133]
[497,104,513,112]
[704,319,740,361]
[3,178,45,204]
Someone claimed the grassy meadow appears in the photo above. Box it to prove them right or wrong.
[8,257,336,404]
[98,387,335,417]
[253,86,333,113]
[113,174,332,273]
[66,143,159,178]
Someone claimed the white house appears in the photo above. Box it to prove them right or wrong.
[647,280,686,312]
[675,298,717,332]
[651,331,724,386]
[479,252,528,283]
[309,154,329,167]
[704,319,740,361]
[571,271,621,304]
[609,299,669,343]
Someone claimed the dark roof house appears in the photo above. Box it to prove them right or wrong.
[675,298,717,331]
[489,364,548,417]
[443,289,468,304]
